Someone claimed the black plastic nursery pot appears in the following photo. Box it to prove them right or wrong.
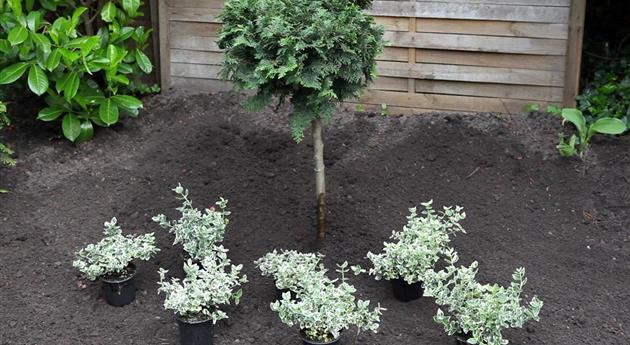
[391,278,423,302]
[177,315,214,345]
[454,332,473,345]
[300,330,341,345]
[101,263,137,307]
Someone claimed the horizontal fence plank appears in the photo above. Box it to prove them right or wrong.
[378,47,409,62]
[374,16,410,32]
[359,89,549,114]
[170,77,232,91]
[383,31,567,55]
[171,36,222,52]
[413,0,569,6]
[414,49,566,71]
[370,2,570,23]
[172,62,222,79]
[168,7,222,23]
[170,21,221,37]
[415,18,568,39]
[171,49,224,65]
[342,102,477,115]
[372,76,410,92]
[166,0,224,8]
[377,61,565,87]
[414,79,564,102]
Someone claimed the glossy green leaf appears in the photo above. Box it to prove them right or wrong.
[37,107,65,121]
[46,49,62,71]
[112,95,143,109]
[122,0,140,16]
[71,7,88,27]
[561,108,587,139]
[61,113,81,142]
[63,72,80,102]
[99,99,119,125]
[101,2,117,23]
[76,120,94,143]
[589,117,627,137]
[134,49,152,74]
[0,62,29,84]
[8,26,28,46]
[26,11,41,31]
[31,32,51,53]
[7,0,22,16]
[28,65,49,96]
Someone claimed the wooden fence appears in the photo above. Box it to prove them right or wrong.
[156,0,586,114]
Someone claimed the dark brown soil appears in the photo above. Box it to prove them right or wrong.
[1,91,629,345]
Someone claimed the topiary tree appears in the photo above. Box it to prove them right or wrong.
[218,0,383,238]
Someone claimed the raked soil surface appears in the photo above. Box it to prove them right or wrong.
[1,90,629,345]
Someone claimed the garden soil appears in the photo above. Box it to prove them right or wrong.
[1,90,629,345]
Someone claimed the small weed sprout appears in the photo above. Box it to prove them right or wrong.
[424,251,543,345]
[367,201,466,284]
[255,250,325,291]
[73,218,159,281]
[271,262,385,342]
[157,247,248,323]
[153,184,230,261]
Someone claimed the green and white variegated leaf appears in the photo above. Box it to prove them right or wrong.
[152,184,231,262]
[157,249,248,322]
[73,217,160,280]
[367,201,466,284]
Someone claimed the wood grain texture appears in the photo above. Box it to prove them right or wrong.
[415,18,568,39]
[156,0,582,114]
[377,61,565,87]
[382,31,567,55]
[563,0,586,107]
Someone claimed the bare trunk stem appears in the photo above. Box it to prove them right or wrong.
[312,119,326,239]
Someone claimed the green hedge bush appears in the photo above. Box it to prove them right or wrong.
[0,0,154,143]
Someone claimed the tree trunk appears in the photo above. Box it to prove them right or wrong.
[312,119,326,239]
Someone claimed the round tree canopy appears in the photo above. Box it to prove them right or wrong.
[219,0,384,141]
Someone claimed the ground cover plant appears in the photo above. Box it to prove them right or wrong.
[255,249,325,292]
[271,261,384,343]
[72,217,158,281]
[157,249,247,324]
[554,108,626,158]
[0,100,14,193]
[0,0,153,142]
[367,201,466,285]
[218,0,383,237]
[152,184,230,262]
[425,251,543,345]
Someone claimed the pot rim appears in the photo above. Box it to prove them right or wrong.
[176,313,213,325]
[101,262,137,283]
[454,331,473,342]
[390,278,422,285]
[299,329,341,344]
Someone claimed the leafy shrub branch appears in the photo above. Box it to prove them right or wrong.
[424,251,543,345]
[152,184,230,262]
[73,217,159,281]
[0,0,154,142]
[367,201,466,284]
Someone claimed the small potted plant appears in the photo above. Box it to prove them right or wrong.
[73,217,159,306]
[366,201,466,302]
[271,262,385,345]
[153,184,230,262]
[425,251,543,345]
[255,249,326,300]
[158,246,247,345]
